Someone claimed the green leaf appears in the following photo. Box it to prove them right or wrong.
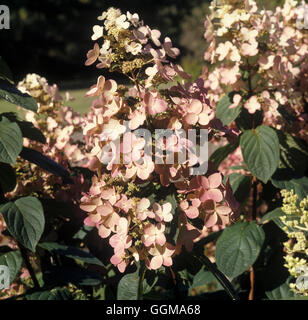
[0,197,45,252]
[261,206,302,234]
[38,242,104,267]
[0,79,37,112]
[0,163,16,193]
[235,108,263,131]
[192,254,239,300]
[189,268,222,294]
[0,111,44,143]
[165,193,177,215]
[17,120,46,144]
[276,130,308,174]
[43,266,103,286]
[216,92,242,125]
[271,171,308,201]
[26,287,72,300]
[117,270,155,300]
[240,125,280,183]
[0,250,22,285]
[0,57,13,83]
[209,142,239,169]
[0,116,23,164]
[117,271,140,300]
[229,165,246,170]
[260,208,284,225]
[265,278,298,300]
[19,147,73,184]
[215,222,265,278]
[228,173,252,204]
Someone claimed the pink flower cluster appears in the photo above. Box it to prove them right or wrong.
[11,74,89,203]
[80,175,176,272]
[203,0,308,142]
[179,172,238,231]
[80,8,236,272]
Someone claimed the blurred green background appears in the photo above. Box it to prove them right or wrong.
[0,0,285,114]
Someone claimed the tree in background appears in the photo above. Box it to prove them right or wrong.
[0,0,207,87]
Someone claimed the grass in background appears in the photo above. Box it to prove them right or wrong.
[62,89,93,114]
[0,88,93,116]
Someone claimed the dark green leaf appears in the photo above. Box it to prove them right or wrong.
[0,197,45,252]
[240,125,280,183]
[265,278,298,300]
[194,230,223,256]
[26,287,72,300]
[38,242,104,267]
[0,79,37,112]
[261,206,302,234]
[17,120,46,144]
[216,92,242,125]
[192,254,239,300]
[260,208,284,223]
[19,147,73,184]
[189,268,222,293]
[260,208,284,225]
[0,250,22,285]
[0,57,13,83]
[271,170,308,201]
[215,222,265,278]
[0,163,16,193]
[229,165,246,170]
[209,142,239,169]
[228,173,252,204]
[0,116,23,164]
[276,130,308,174]
[117,271,140,300]
[235,108,263,131]
[43,266,103,287]
[165,193,177,215]
[117,270,155,300]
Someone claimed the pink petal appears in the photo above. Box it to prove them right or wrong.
[110,254,122,265]
[198,113,210,125]
[80,203,97,213]
[180,200,189,210]
[156,233,166,246]
[109,234,119,248]
[104,79,117,93]
[164,213,173,223]
[185,206,199,219]
[200,176,210,190]
[191,198,201,208]
[204,213,218,228]
[118,260,127,273]
[184,113,198,125]
[98,224,111,238]
[216,205,232,216]
[208,189,223,202]
[150,255,163,270]
[89,213,101,223]
[187,99,202,114]
[84,217,96,227]
[162,203,172,215]
[208,173,222,188]
[97,203,113,216]
[137,167,150,180]
[162,256,173,267]
[138,198,150,211]
[143,235,155,247]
